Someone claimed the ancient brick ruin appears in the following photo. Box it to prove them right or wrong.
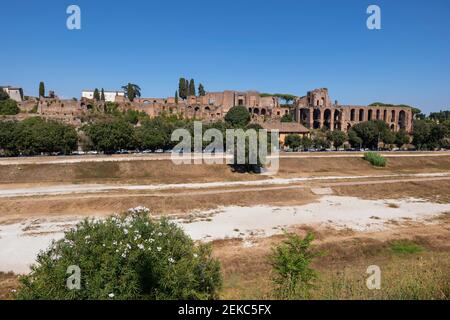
[294,88,413,132]
[12,88,413,133]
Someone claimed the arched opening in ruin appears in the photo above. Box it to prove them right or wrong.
[253,108,260,115]
[359,109,365,122]
[383,110,387,121]
[391,110,396,122]
[248,108,252,113]
[334,110,342,130]
[390,124,395,130]
[313,109,321,129]
[350,109,356,122]
[299,108,309,127]
[194,106,200,112]
[324,109,332,130]
[205,106,211,112]
[261,108,267,116]
[376,109,381,120]
[398,110,407,130]
[368,109,373,121]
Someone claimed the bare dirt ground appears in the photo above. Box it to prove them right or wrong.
[0,153,449,299]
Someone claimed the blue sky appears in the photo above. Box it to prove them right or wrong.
[1,0,449,113]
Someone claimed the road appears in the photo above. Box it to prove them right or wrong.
[0,171,449,198]
[0,151,449,166]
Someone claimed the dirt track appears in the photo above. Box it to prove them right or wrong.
[0,151,448,166]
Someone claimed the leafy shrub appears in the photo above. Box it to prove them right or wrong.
[0,99,20,115]
[363,152,387,167]
[269,232,320,299]
[15,209,222,300]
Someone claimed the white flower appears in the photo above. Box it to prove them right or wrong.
[85,235,90,240]
[121,253,127,258]
[168,257,175,264]
[193,253,198,258]
[124,229,129,235]
[138,244,145,250]
[11,289,17,293]
[157,247,162,252]
[108,293,115,298]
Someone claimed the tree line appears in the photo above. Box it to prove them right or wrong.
[0,117,78,156]
[285,118,449,151]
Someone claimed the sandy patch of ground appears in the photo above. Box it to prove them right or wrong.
[1,195,449,274]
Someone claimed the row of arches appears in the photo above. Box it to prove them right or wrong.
[248,107,267,116]
[298,107,409,131]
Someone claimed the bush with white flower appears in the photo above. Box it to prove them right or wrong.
[15,209,222,300]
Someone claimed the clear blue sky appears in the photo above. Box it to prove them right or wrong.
[1,0,449,113]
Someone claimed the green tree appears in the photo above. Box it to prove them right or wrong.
[284,134,302,150]
[93,88,100,101]
[101,88,106,102]
[9,117,77,155]
[312,137,330,150]
[83,119,135,153]
[395,129,410,148]
[0,99,20,115]
[274,94,296,105]
[269,233,320,299]
[348,129,363,149]
[350,120,390,149]
[327,130,347,150]
[175,90,179,104]
[280,114,293,122]
[224,106,251,127]
[39,81,45,98]
[122,83,141,102]
[178,78,187,99]
[0,121,19,156]
[189,79,196,96]
[15,210,222,300]
[301,136,313,150]
[198,83,206,96]
[0,89,9,101]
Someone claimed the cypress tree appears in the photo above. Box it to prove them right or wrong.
[179,78,188,99]
[93,88,100,101]
[189,79,196,96]
[175,90,179,104]
[101,88,105,101]
[127,83,136,102]
[198,83,206,96]
[39,82,45,98]
[184,79,189,98]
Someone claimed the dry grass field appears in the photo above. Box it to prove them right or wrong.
[0,153,449,300]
